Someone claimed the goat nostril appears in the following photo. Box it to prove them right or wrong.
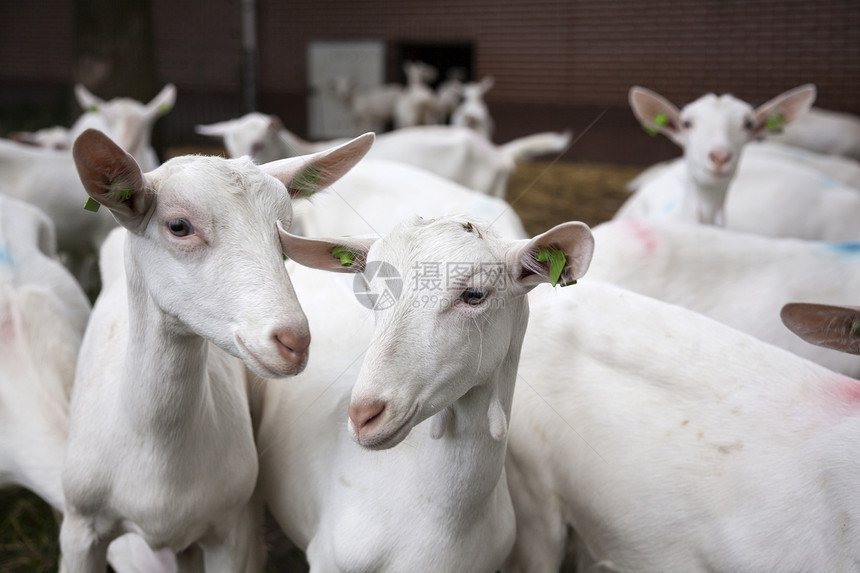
[272,330,311,363]
[348,400,386,432]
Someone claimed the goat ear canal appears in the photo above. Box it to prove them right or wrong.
[430,407,453,439]
[488,394,508,441]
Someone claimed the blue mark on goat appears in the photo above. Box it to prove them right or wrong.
[826,241,860,255]
[0,242,13,268]
[659,196,681,216]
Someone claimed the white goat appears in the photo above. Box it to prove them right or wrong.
[0,138,120,284]
[292,158,527,239]
[617,84,816,226]
[10,107,115,152]
[0,196,175,573]
[451,76,495,139]
[197,115,570,198]
[196,113,348,163]
[0,196,89,510]
[330,76,404,131]
[59,130,373,572]
[255,215,593,572]
[435,74,464,121]
[500,278,860,571]
[586,218,860,376]
[769,106,860,160]
[393,61,443,129]
[74,83,176,172]
[11,126,73,150]
[0,86,175,284]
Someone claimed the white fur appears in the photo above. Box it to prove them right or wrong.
[0,196,89,509]
[618,85,833,233]
[258,216,593,572]
[627,140,860,192]
[436,76,464,121]
[0,138,119,283]
[503,280,860,571]
[198,114,570,198]
[330,77,404,131]
[291,158,528,239]
[59,131,372,572]
[0,86,175,284]
[451,76,495,139]
[769,106,860,160]
[393,61,443,129]
[74,83,176,172]
[616,144,860,240]
[587,218,860,376]
[0,196,172,572]
[12,125,73,150]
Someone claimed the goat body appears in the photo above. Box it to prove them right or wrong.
[587,218,860,376]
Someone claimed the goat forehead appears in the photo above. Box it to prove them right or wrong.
[153,157,290,216]
[686,94,752,119]
[377,217,501,265]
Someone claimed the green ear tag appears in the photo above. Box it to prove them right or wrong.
[331,246,354,267]
[642,112,668,137]
[534,246,566,287]
[83,197,101,212]
[87,105,98,113]
[292,166,322,197]
[765,111,786,134]
[116,189,132,200]
[157,103,170,115]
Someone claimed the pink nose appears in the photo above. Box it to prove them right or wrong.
[271,328,310,365]
[709,149,733,168]
[348,399,386,434]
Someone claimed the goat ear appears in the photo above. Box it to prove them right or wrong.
[277,222,377,273]
[146,84,177,117]
[195,121,231,137]
[260,132,374,199]
[753,84,816,135]
[508,221,594,292]
[629,86,683,144]
[74,84,106,112]
[480,76,495,93]
[73,129,153,233]
[781,302,860,355]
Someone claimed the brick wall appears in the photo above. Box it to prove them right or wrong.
[1,0,858,164]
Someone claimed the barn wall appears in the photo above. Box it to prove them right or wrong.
[0,0,857,164]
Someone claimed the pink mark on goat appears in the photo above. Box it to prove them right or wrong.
[828,374,860,409]
[622,219,659,255]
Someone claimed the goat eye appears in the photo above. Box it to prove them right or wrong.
[167,219,193,237]
[743,118,754,131]
[682,119,693,129]
[460,288,487,306]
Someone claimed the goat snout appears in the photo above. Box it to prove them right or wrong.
[348,399,387,434]
[272,328,311,365]
[708,149,733,169]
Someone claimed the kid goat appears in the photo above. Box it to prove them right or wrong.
[59,129,372,572]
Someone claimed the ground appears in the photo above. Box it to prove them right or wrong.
[0,158,642,573]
